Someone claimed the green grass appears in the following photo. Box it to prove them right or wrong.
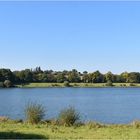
[16,82,140,88]
[1,121,140,139]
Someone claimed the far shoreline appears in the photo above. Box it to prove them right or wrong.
[15,83,140,88]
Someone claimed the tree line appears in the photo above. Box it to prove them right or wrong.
[0,67,140,87]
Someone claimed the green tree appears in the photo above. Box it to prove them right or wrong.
[88,71,104,83]
[105,72,115,82]
[120,72,129,83]
[82,73,89,83]
[15,69,33,83]
[114,74,121,83]
[68,69,80,83]
[127,72,140,83]
[24,69,33,82]
[0,69,14,82]
[56,73,66,83]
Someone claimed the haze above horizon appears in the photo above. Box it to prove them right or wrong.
[0,1,140,73]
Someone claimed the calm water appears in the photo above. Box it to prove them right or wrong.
[0,87,140,124]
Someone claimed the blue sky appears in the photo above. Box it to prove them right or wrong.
[0,1,140,73]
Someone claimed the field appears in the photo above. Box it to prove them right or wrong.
[1,121,140,139]
[16,82,140,88]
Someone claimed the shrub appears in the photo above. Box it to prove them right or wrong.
[4,80,13,88]
[58,106,80,126]
[13,119,23,123]
[0,116,9,122]
[86,121,104,129]
[131,120,140,128]
[51,84,58,87]
[106,81,113,87]
[63,81,70,87]
[129,83,135,86]
[120,84,126,87]
[73,83,78,87]
[25,102,45,124]
[85,83,88,87]
[45,119,59,126]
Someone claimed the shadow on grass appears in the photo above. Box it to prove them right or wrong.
[0,132,47,139]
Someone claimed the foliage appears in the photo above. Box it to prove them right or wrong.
[67,69,81,83]
[127,72,140,83]
[51,83,59,87]
[88,71,104,83]
[25,102,45,124]
[86,121,104,129]
[131,120,140,128]
[105,72,114,82]
[63,81,70,87]
[0,116,9,122]
[129,83,136,86]
[56,73,66,83]
[106,80,113,86]
[58,106,80,126]
[1,67,140,85]
[0,69,14,82]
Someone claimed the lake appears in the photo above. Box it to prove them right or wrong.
[0,87,140,124]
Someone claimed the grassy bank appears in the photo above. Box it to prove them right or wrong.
[1,121,140,139]
[16,82,140,88]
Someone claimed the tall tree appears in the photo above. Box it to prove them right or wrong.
[105,71,115,82]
